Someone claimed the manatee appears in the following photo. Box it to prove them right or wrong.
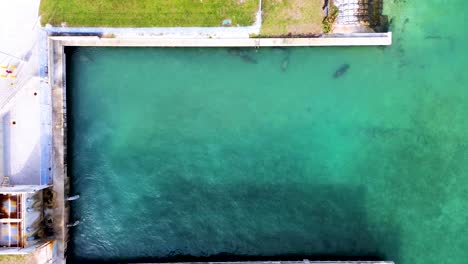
[239,53,257,64]
[272,47,287,52]
[333,64,350,78]
[228,47,242,56]
[281,57,289,72]
[228,48,257,64]
[425,35,443,40]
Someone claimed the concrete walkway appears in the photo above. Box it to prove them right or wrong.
[0,77,44,185]
[49,33,392,47]
[45,24,259,38]
[0,0,49,186]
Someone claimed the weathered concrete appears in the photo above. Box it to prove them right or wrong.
[49,33,392,47]
[162,261,394,264]
[48,37,67,264]
[0,240,56,263]
[39,29,53,186]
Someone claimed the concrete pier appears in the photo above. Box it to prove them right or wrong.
[163,261,394,264]
[49,33,392,47]
[48,37,68,264]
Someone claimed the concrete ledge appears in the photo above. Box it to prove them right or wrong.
[160,259,395,264]
[49,33,392,47]
[48,36,67,264]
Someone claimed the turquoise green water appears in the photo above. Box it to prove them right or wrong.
[67,1,468,263]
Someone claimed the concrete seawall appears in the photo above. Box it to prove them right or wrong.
[49,33,391,47]
[47,34,392,263]
[161,261,394,264]
[48,36,68,264]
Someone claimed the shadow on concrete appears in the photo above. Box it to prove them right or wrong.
[358,0,388,32]
[365,0,388,32]
[2,113,11,178]
[334,0,389,32]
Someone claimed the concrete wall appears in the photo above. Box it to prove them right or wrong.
[49,33,392,47]
[0,113,7,177]
[48,37,67,264]
[161,259,395,264]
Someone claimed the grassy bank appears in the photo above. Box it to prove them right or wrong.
[40,0,259,27]
[261,0,324,36]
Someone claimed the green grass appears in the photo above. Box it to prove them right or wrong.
[261,0,324,36]
[40,0,259,27]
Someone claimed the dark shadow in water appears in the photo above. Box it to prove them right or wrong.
[65,46,99,260]
[227,48,258,64]
[68,183,400,263]
[65,46,78,198]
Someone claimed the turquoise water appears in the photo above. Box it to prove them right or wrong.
[67,1,468,263]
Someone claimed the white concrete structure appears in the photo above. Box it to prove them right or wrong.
[0,185,50,249]
[49,34,392,47]
[0,0,51,198]
[0,0,47,189]
[164,261,394,264]
[0,78,44,185]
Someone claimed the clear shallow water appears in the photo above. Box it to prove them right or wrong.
[67,1,468,263]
